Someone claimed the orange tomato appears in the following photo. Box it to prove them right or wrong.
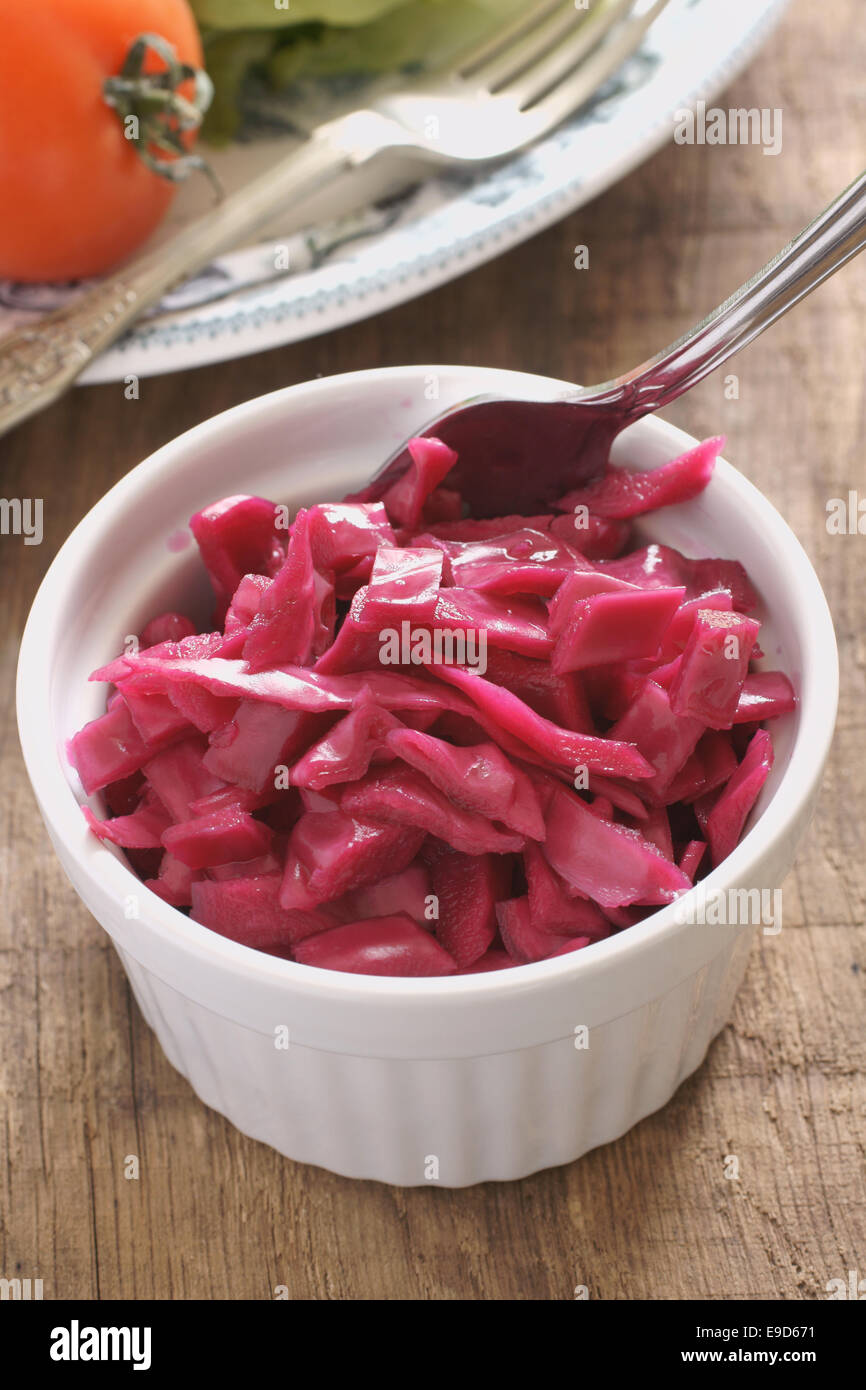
[0,0,205,281]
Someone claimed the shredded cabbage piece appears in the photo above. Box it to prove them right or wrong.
[70,434,794,974]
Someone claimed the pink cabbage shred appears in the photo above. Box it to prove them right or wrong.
[69,433,795,976]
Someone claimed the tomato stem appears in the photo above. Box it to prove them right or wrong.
[103,33,221,197]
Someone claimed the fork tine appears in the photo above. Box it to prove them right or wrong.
[470,0,631,96]
[452,0,572,80]
[514,0,670,116]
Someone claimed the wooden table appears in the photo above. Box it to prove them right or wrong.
[2,0,864,1301]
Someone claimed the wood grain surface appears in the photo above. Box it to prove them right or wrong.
[1,0,864,1301]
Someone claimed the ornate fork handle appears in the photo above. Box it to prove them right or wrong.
[0,282,144,418]
[0,120,389,436]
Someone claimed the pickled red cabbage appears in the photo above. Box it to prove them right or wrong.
[70,432,794,975]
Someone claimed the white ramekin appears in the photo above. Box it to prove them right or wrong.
[17,366,838,1186]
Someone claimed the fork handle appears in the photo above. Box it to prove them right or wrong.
[607,167,866,417]
[0,115,389,436]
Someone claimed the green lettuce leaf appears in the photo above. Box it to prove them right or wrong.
[196,0,524,142]
[267,0,522,85]
[193,1,413,30]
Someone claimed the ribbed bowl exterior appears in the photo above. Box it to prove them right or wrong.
[115,932,753,1186]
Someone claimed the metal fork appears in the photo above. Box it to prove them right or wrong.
[356,166,866,518]
[0,0,669,438]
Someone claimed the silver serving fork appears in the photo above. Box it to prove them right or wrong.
[357,167,866,516]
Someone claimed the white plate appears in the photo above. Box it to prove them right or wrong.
[0,0,790,383]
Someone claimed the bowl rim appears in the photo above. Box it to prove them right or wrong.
[17,364,839,1009]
